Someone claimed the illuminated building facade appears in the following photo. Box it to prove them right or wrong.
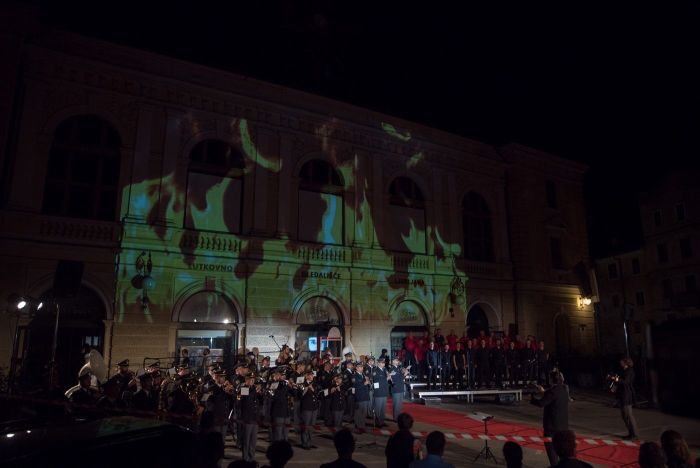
[0,22,594,388]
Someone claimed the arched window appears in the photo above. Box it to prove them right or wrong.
[178,291,237,324]
[42,115,121,220]
[388,176,426,253]
[298,159,344,244]
[462,192,493,261]
[185,139,245,233]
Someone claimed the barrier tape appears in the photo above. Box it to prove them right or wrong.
[0,393,640,447]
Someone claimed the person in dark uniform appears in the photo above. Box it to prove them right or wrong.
[465,340,475,388]
[536,341,550,386]
[69,371,97,406]
[451,342,466,389]
[269,369,293,442]
[530,371,570,466]
[379,349,390,363]
[353,362,371,433]
[476,339,491,388]
[341,351,355,371]
[132,373,158,412]
[388,357,406,419]
[438,344,451,390]
[109,359,137,397]
[425,341,440,391]
[372,358,389,427]
[240,372,260,462]
[328,374,346,430]
[617,357,639,440]
[521,339,536,384]
[342,360,356,422]
[506,340,521,387]
[205,367,233,439]
[96,378,127,413]
[318,360,334,424]
[365,356,376,418]
[299,370,320,449]
[492,339,507,388]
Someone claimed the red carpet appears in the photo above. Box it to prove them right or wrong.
[394,401,639,468]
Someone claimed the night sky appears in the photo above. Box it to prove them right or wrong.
[22,0,700,258]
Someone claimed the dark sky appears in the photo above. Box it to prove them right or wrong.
[24,0,700,257]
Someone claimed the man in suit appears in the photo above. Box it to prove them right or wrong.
[425,341,441,391]
[530,371,570,466]
[617,357,639,440]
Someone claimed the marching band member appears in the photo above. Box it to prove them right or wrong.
[276,345,293,366]
[328,374,346,430]
[353,362,371,433]
[205,367,233,439]
[299,370,320,449]
[372,357,389,427]
[342,360,355,422]
[365,355,376,417]
[388,356,407,419]
[132,373,157,412]
[69,370,97,406]
[270,368,293,442]
[318,360,334,422]
[109,359,137,396]
[240,372,260,462]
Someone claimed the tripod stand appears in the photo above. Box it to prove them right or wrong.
[473,417,498,463]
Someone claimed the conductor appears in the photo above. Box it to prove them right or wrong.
[530,370,570,466]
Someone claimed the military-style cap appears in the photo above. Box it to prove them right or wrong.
[344,351,353,357]
[355,361,364,367]
[213,368,227,376]
[244,372,256,379]
[262,356,270,361]
[148,361,160,369]
[367,355,376,361]
[118,359,129,367]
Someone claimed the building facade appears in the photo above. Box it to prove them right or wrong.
[0,14,594,389]
[594,172,700,357]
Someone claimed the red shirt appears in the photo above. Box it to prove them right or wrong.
[414,344,425,362]
[404,337,417,352]
[446,334,458,348]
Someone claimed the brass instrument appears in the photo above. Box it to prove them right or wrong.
[606,373,620,394]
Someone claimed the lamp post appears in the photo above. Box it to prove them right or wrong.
[6,295,43,394]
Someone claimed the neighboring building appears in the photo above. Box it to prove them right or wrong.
[594,171,700,356]
[0,10,593,390]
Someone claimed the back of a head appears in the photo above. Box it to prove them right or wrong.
[550,371,564,385]
[397,412,414,431]
[426,431,446,456]
[639,442,667,468]
[334,428,355,457]
[227,461,257,468]
[502,441,523,468]
[552,430,577,459]
[267,440,294,467]
[661,430,692,466]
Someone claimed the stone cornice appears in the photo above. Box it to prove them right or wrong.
[24,32,507,178]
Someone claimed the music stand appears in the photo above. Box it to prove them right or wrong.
[469,412,498,463]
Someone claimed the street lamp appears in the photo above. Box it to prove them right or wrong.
[5,294,44,394]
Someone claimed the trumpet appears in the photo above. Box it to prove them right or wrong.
[606,373,620,394]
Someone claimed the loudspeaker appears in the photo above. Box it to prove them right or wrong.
[53,260,84,298]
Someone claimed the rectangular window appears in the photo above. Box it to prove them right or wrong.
[686,275,697,293]
[657,243,668,263]
[680,238,692,259]
[550,238,564,270]
[631,258,641,275]
[653,210,662,227]
[546,180,557,209]
[675,204,685,221]
[635,291,645,306]
[185,173,242,233]
[387,204,426,254]
[661,279,673,299]
[612,295,621,308]
[608,263,618,279]
[298,190,344,245]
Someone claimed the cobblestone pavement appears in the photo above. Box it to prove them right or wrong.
[221,390,698,467]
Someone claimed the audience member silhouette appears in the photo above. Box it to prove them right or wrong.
[550,430,593,468]
[408,431,454,468]
[661,430,694,468]
[320,428,367,468]
[502,441,523,468]
[385,413,416,468]
[638,441,668,468]
[262,440,294,468]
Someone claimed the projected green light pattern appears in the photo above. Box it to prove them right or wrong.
[117,118,466,325]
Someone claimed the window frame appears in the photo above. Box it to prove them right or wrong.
[297,159,345,245]
[462,191,494,262]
